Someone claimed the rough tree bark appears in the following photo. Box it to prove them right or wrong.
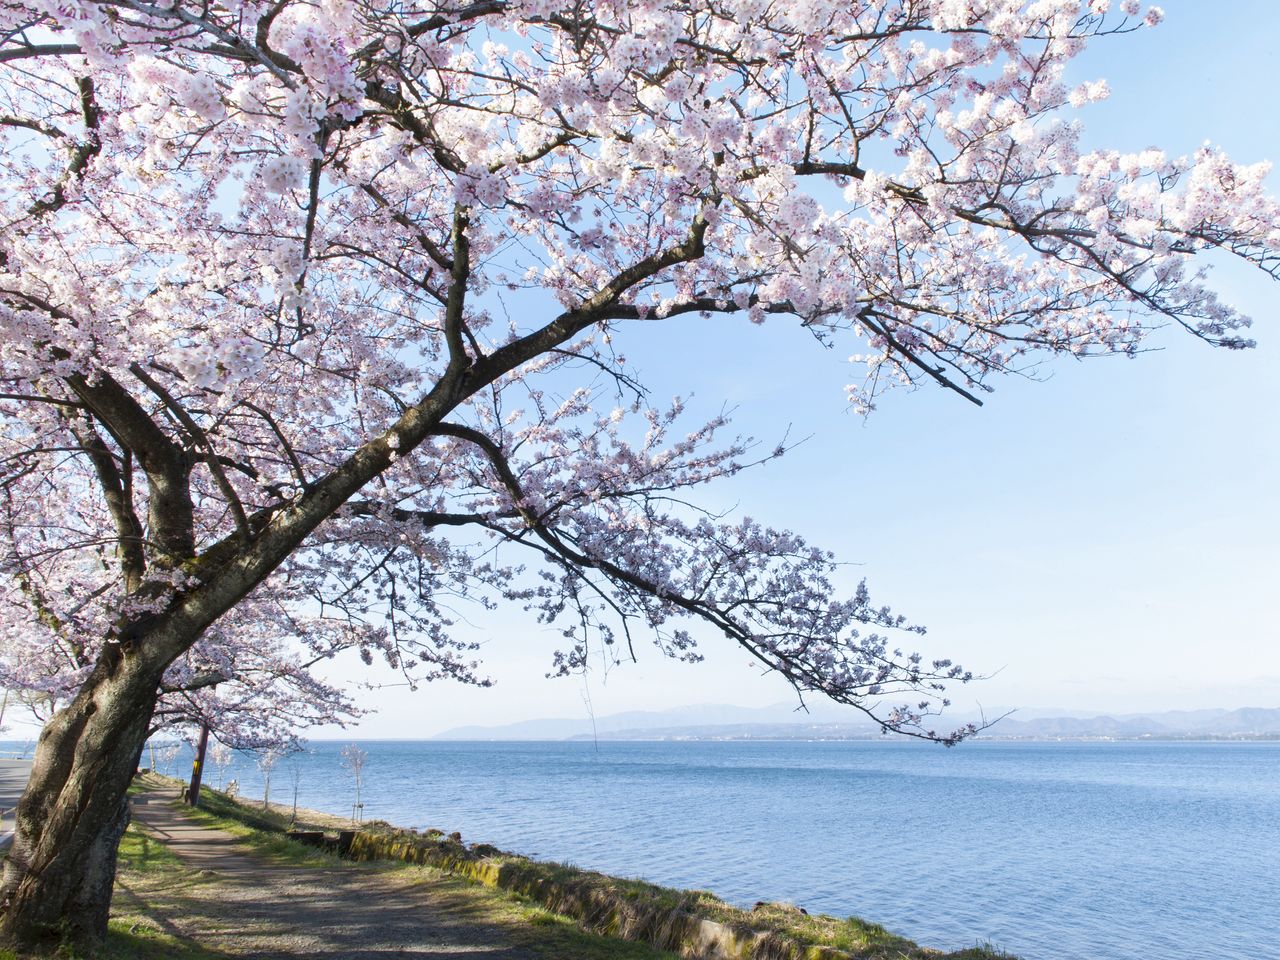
[0,650,164,947]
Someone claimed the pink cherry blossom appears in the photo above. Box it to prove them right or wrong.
[0,2,1277,946]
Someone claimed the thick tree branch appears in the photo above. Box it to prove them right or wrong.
[66,417,145,593]
[129,363,251,546]
[0,43,82,64]
[159,670,226,695]
[63,370,194,564]
[471,211,711,384]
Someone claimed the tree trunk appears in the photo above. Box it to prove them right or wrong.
[0,650,162,952]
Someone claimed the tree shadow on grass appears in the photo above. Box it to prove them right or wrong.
[118,818,544,959]
[104,914,238,960]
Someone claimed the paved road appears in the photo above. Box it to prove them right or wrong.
[0,759,32,849]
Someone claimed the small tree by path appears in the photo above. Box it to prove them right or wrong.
[209,742,233,790]
[256,747,283,811]
[341,744,368,825]
[288,756,303,825]
[159,744,180,778]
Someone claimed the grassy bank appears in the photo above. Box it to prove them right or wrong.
[0,826,233,960]
[180,778,1015,960]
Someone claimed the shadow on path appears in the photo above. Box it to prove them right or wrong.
[130,793,539,960]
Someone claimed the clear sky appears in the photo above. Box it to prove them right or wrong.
[6,3,1273,743]
[289,1,1277,739]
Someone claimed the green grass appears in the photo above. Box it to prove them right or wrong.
[179,803,335,867]
[502,904,682,960]
[172,783,359,869]
[116,825,184,873]
[0,923,226,960]
[0,826,230,960]
[947,945,1019,960]
[110,825,231,959]
[97,916,230,960]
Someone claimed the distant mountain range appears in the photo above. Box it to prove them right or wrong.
[432,703,1280,742]
[976,707,1280,740]
[433,702,830,741]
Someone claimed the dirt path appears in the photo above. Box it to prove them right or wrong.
[127,791,541,959]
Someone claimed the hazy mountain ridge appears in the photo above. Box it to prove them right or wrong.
[432,704,1280,741]
[431,702,831,740]
[975,707,1280,740]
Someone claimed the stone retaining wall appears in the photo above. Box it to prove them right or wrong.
[344,830,853,960]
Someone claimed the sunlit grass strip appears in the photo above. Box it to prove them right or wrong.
[0,825,231,960]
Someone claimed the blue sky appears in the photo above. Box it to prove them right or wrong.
[6,3,1273,742]
[298,1,1279,738]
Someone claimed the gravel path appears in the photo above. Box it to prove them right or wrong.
[127,791,540,959]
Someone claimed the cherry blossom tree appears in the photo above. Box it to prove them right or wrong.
[256,743,283,809]
[0,0,1277,950]
[340,742,368,823]
[209,739,233,789]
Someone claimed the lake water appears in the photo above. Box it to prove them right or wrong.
[122,739,1280,959]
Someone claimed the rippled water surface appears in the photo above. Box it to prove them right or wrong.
[157,739,1279,960]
